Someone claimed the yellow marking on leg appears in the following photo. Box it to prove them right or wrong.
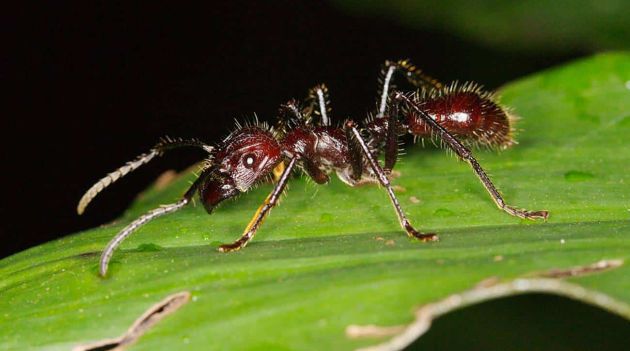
[243,194,272,234]
[272,161,285,182]
[221,194,274,252]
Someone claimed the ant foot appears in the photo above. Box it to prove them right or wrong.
[404,221,439,242]
[218,241,245,253]
[506,206,549,221]
[526,210,549,221]
[412,232,439,242]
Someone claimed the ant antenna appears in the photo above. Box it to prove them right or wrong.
[316,87,329,126]
[77,137,213,214]
[99,165,212,276]
[100,199,188,276]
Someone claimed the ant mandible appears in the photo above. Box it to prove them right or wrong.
[78,59,549,277]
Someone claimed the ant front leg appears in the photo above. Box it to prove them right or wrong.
[394,92,549,221]
[346,121,438,242]
[306,84,332,126]
[218,156,299,252]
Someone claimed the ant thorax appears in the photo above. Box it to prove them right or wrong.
[282,125,362,185]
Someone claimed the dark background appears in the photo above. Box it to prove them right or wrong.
[2,2,583,259]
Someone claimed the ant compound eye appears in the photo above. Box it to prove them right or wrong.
[242,153,257,169]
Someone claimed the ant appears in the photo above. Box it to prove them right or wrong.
[78,59,549,277]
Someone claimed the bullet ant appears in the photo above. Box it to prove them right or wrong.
[78,59,549,277]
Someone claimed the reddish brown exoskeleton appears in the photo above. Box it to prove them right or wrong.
[78,60,548,276]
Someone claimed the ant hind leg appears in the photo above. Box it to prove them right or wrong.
[394,92,549,221]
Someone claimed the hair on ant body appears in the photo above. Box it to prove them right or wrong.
[78,59,549,277]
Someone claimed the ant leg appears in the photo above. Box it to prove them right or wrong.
[377,63,397,118]
[344,121,363,181]
[393,59,443,91]
[346,121,438,242]
[341,120,382,187]
[377,59,443,118]
[304,158,330,184]
[278,99,305,124]
[218,157,298,252]
[99,167,211,277]
[306,84,331,126]
[383,102,400,173]
[376,60,441,171]
[78,137,213,214]
[394,93,549,220]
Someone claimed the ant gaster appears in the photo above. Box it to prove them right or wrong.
[78,60,549,277]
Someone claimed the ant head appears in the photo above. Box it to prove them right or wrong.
[199,126,282,213]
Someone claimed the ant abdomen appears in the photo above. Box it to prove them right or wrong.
[406,84,515,149]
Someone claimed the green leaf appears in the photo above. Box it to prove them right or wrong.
[332,0,630,52]
[1,53,629,350]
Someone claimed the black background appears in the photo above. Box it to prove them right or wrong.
[3,1,580,259]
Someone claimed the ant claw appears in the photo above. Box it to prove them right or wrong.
[528,210,549,221]
[414,232,439,242]
[505,205,550,221]
[218,242,244,253]
[405,223,439,242]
